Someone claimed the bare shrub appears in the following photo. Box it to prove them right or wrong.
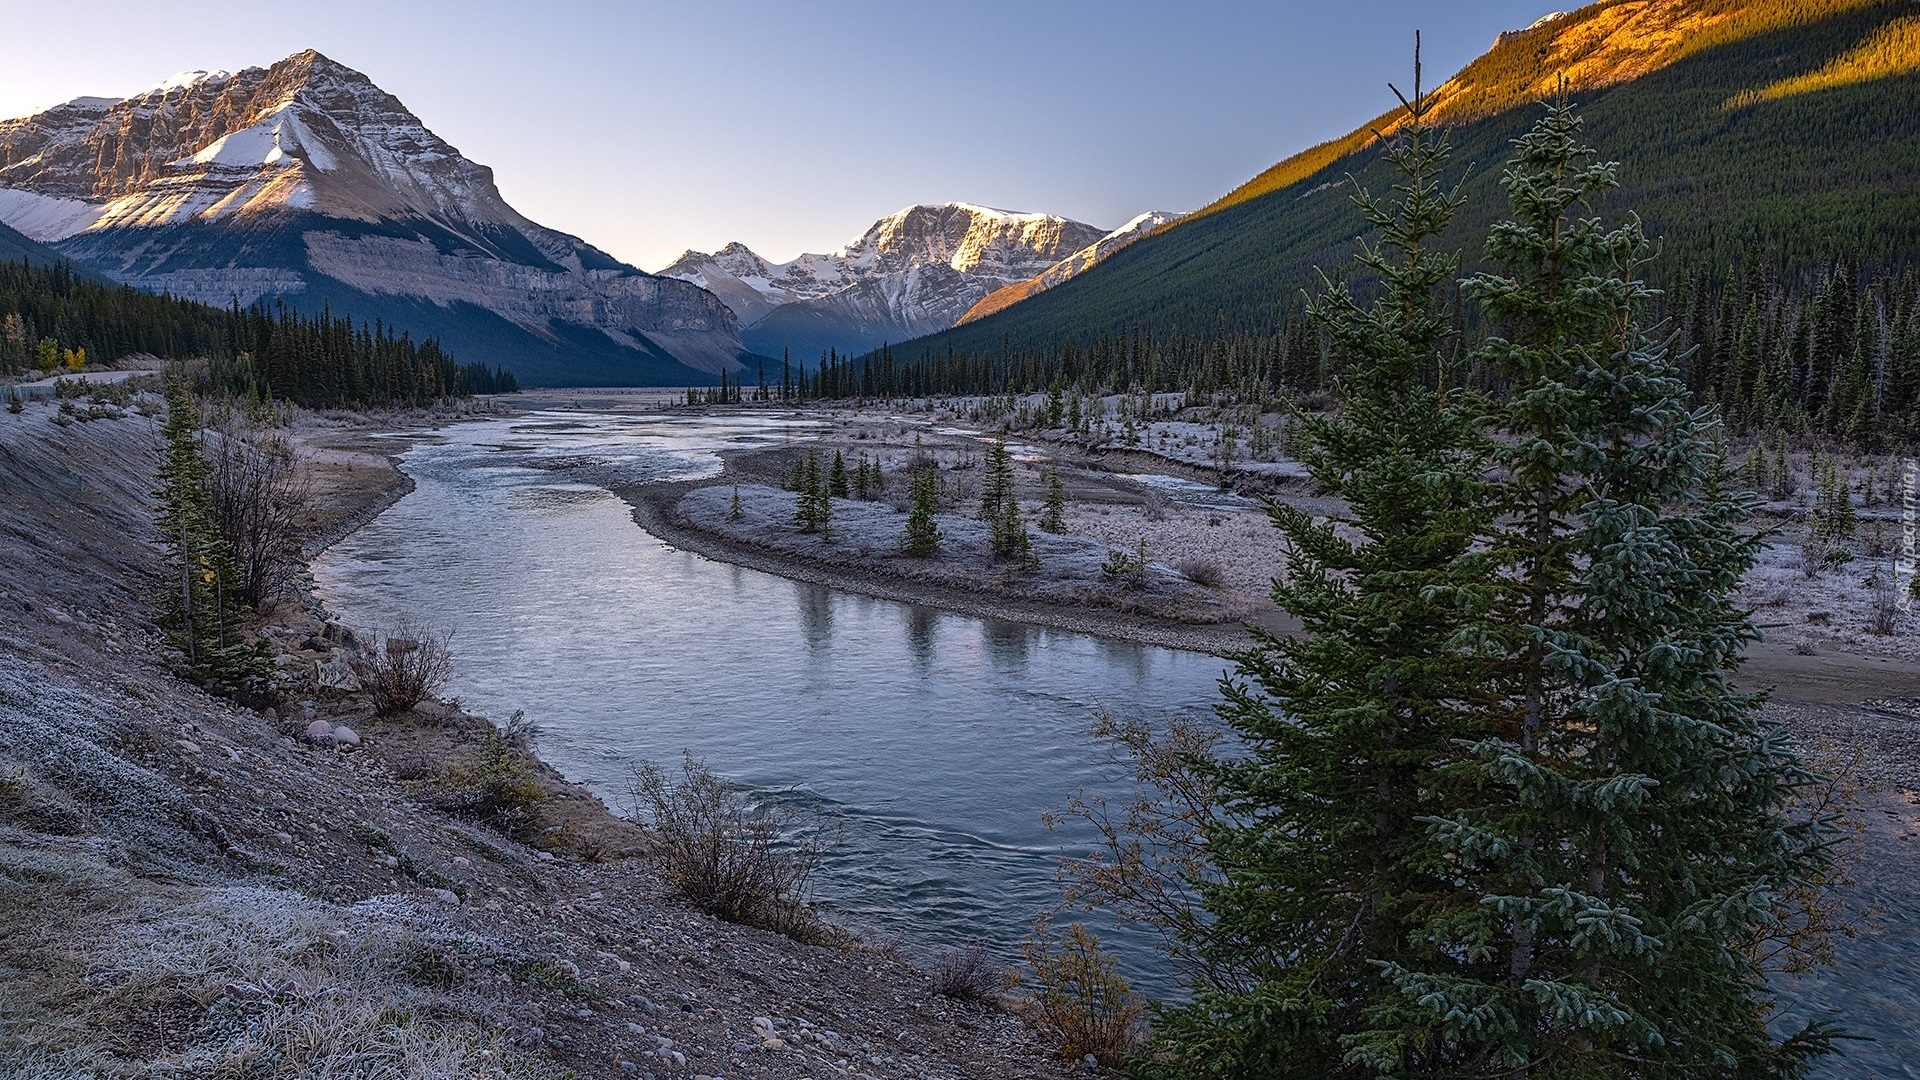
[928,943,1002,1003]
[1175,557,1223,587]
[1016,919,1146,1067]
[206,429,309,611]
[1746,740,1875,976]
[349,623,454,715]
[1868,579,1897,635]
[627,754,835,942]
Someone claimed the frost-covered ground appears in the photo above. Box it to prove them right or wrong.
[1740,521,1917,663]
[678,482,1247,624]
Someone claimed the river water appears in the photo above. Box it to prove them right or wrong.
[311,410,1231,996]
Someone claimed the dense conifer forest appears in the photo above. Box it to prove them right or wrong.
[0,258,516,406]
[787,260,1920,450]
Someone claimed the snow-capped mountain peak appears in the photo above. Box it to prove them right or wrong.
[661,202,1108,355]
[0,49,750,383]
[957,209,1184,326]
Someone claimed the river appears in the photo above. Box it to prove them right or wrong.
[311,409,1231,997]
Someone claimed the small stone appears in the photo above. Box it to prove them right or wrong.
[627,1022,647,1036]
[751,1017,777,1040]
[382,854,400,868]
[575,1006,594,1020]
[619,1064,638,1075]
[274,831,293,844]
[329,724,360,747]
[1084,1053,1099,1069]
[535,850,556,862]
[428,888,460,905]
[177,740,202,754]
[451,856,471,869]
[303,720,333,743]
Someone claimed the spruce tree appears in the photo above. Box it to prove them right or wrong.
[1144,67,1502,1077]
[1393,100,1839,1075]
[1040,466,1067,533]
[903,465,942,556]
[793,451,824,532]
[993,485,1032,564]
[155,381,251,677]
[980,436,1014,520]
[829,450,851,498]
[853,454,872,500]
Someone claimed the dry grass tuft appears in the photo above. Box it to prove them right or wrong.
[928,943,1004,1003]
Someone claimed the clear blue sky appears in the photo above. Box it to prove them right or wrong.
[1,1,1558,270]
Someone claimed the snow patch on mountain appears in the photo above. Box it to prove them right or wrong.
[0,188,104,241]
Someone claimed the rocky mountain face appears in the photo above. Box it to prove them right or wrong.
[0,51,748,385]
[957,210,1182,326]
[662,203,1108,360]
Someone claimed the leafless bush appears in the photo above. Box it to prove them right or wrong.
[627,754,836,943]
[1748,739,1874,977]
[928,943,1002,1003]
[206,429,309,611]
[1175,557,1223,587]
[1868,580,1897,635]
[348,623,454,715]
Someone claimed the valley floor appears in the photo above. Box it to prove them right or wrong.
[7,388,1913,1078]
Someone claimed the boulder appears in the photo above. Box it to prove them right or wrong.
[303,720,334,743]
[316,650,361,691]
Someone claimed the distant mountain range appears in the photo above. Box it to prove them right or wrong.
[898,0,1920,359]
[661,204,1179,361]
[0,50,749,386]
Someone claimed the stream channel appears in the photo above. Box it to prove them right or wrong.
[312,409,1233,998]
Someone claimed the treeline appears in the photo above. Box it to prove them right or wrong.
[0,258,515,406]
[1671,260,1920,447]
[783,260,1919,450]
[211,303,517,407]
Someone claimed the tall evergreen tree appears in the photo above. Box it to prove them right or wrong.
[903,464,942,557]
[1143,64,1503,1077]
[1040,466,1068,534]
[1389,100,1839,1075]
[154,382,256,680]
[829,450,851,498]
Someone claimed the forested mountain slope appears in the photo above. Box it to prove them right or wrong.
[905,0,1920,352]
